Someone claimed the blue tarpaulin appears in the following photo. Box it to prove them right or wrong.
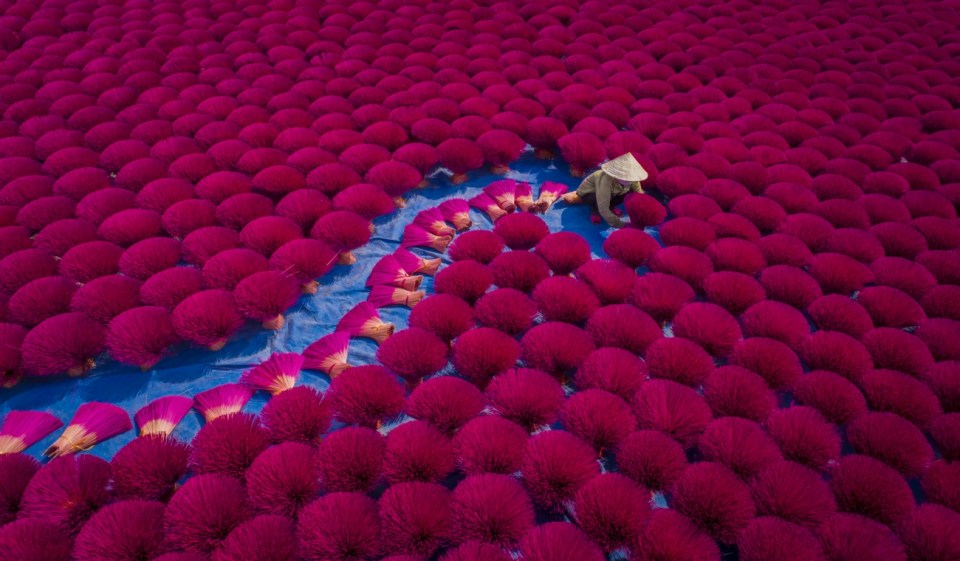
[1,155,663,461]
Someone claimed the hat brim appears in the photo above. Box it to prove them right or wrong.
[601,161,648,182]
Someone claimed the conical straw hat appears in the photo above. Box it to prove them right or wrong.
[601,153,648,182]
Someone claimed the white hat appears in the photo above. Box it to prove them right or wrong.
[601,153,648,182]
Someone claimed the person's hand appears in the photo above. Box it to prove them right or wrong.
[560,192,581,204]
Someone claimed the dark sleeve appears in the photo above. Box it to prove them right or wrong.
[596,176,624,228]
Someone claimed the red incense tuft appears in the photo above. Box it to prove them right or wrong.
[0,410,63,454]
[533,181,569,213]
[406,376,483,436]
[408,294,474,343]
[0,519,72,561]
[242,353,304,395]
[751,461,836,530]
[896,504,960,561]
[644,337,714,388]
[473,288,537,336]
[369,285,426,309]
[368,255,422,291]
[73,500,167,561]
[414,208,456,238]
[394,248,442,277]
[434,260,494,304]
[438,138,484,185]
[246,442,320,518]
[106,306,179,370]
[383,420,456,484]
[629,273,696,324]
[337,302,395,344]
[329,365,405,428]
[439,199,473,231]
[535,232,591,275]
[449,231,504,265]
[671,461,756,544]
[699,417,783,480]
[200,248,269,291]
[59,241,123,284]
[469,192,508,222]
[379,481,451,556]
[520,322,596,381]
[163,474,251,555]
[303,332,352,378]
[702,271,766,316]
[615,429,688,492]
[318,426,385,493]
[522,430,600,511]
[297,492,381,561]
[514,182,535,212]
[270,239,338,294]
[453,415,529,476]
[560,389,635,454]
[135,395,192,438]
[44,402,131,459]
[485,368,565,431]
[764,406,841,471]
[333,184,395,220]
[194,384,254,423]
[452,327,521,387]
[574,473,649,552]
[234,270,300,329]
[190,412,270,479]
[213,515,298,561]
[260,385,331,445]
[703,366,776,423]
[20,455,112,535]
[494,213,550,251]
[311,211,373,264]
[923,460,960,513]
[111,435,189,501]
[830,454,915,526]
[519,522,605,561]
[450,474,534,546]
[172,290,244,351]
[478,131,525,174]
[7,277,76,328]
[602,230,660,271]
[737,517,826,561]
[632,379,713,448]
[70,275,142,324]
[634,509,721,561]
[818,513,907,561]
[847,412,934,477]
[20,312,105,376]
[860,367,941,428]
[377,327,448,387]
[0,453,39,524]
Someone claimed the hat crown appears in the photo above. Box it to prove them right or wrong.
[601,153,648,182]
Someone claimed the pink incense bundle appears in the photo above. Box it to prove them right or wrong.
[317,427,386,493]
[163,474,252,555]
[135,396,193,437]
[414,208,456,238]
[573,473,649,552]
[394,248,442,276]
[44,402,131,458]
[376,328,449,388]
[450,474,535,547]
[483,179,518,212]
[367,255,422,291]
[0,454,39,525]
[533,181,569,213]
[402,224,453,253]
[259,386,332,445]
[193,384,254,423]
[106,306,180,370]
[310,211,373,265]
[0,410,62,454]
[172,289,245,352]
[20,312,105,377]
[19,455,112,537]
[190,412,270,479]
[297,492,381,561]
[332,184,395,220]
[233,270,301,330]
[378,481,452,556]
[246,443,321,519]
[269,239,339,294]
[337,302,395,344]
[477,130,525,174]
[0,519,73,561]
[73,500,168,561]
[368,285,425,309]
[514,182,535,212]
[241,352,304,395]
[439,199,472,231]
[303,332,352,378]
[468,192,507,222]
[521,431,601,512]
[438,138,484,185]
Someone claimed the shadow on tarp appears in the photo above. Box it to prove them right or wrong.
[2,153,663,461]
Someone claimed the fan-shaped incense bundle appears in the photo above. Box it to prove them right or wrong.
[402,224,453,253]
[469,193,507,222]
[484,180,518,212]
[367,255,422,291]
[135,396,193,438]
[0,410,62,455]
[44,402,131,458]
[514,182,535,212]
[193,384,254,423]
[533,182,569,213]
[368,285,425,309]
[336,302,395,344]
[439,199,472,231]
[241,353,304,395]
[394,248,441,276]
[303,332,351,377]
[414,208,456,238]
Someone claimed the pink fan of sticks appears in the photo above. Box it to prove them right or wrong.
[44,402,132,458]
[439,199,472,231]
[414,208,456,238]
[367,255,422,291]
[469,192,508,222]
[337,302,396,344]
[394,248,441,276]
[135,396,193,437]
[303,332,352,378]
[402,224,453,253]
[484,179,518,212]
[368,285,425,309]
[515,182,535,212]
[193,383,254,423]
[534,182,570,213]
[0,410,63,454]
[241,352,304,395]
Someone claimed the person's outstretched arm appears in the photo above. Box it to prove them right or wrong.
[596,176,625,228]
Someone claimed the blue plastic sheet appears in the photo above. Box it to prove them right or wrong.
[1,154,662,461]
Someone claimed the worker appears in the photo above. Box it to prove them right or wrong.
[559,152,647,228]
